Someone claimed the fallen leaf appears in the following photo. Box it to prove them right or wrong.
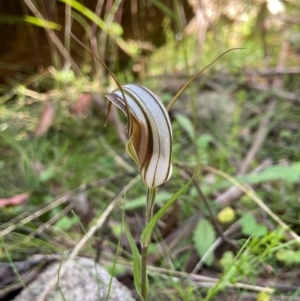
[33,100,55,137]
[0,193,28,207]
[193,218,216,266]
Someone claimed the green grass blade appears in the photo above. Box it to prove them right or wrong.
[151,0,178,22]
[0,14,61,29]
[58,0,122,36]
[124,221,146,299]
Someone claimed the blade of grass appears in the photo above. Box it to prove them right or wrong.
[151,0,180,31]
[59,0,134,57]
[0,14,61,29]
[64,2,72,52]
[124,220,145,299]
[58,0,109,33]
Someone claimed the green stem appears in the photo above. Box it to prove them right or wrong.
[145,187,157,226]
[141,187,158,301]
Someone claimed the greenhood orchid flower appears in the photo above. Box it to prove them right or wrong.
[106,84,172,188]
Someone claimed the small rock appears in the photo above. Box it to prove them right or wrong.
[13,257,135,301]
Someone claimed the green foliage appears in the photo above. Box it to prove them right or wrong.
[175,113,195,141]
[196,134,214,150]
[151,0,179,25]
[196,134,214,163]
[39,167,57,182]
[192,218,216,266]
[215,162,300,191]
[276,249,300,265]
[241,214,268,237]
[219,228,287,289]
[53,70,76,85]
[54,215,79,231]
[247,163,300,184]
[219,246,258,290]
[124,222,145,299]
[220,250,253,284]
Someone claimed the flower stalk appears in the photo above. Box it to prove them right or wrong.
[140,187,157,300]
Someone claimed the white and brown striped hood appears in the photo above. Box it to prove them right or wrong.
[106,84,172,188]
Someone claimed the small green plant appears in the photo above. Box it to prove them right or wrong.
[102,49,242,300]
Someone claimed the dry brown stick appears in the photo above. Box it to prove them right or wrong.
[277,15,300,25]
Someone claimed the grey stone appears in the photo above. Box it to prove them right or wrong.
[13,257,136,301]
